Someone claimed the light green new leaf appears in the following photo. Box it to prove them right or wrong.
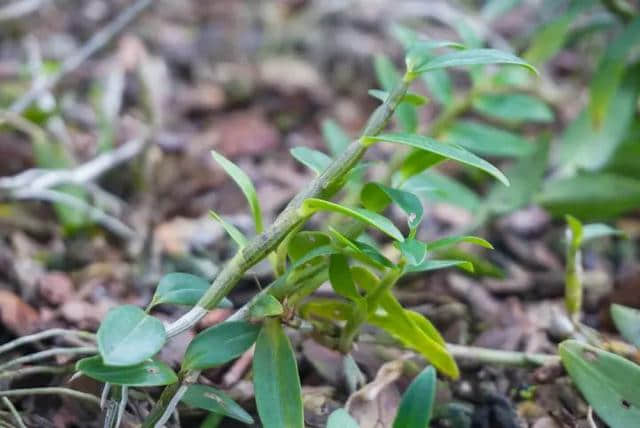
[443,121,534,158]
[182,384,254,424]
[290,147,332,174]
[150,272,232,309]
[322,119,350,157]
[537,173,640,220]
[302,198,404,241]
[327,408,359,428]
[393,366,437,428]
[611,304,640,347]
[589,17,640,126]
[329,254,360,300]
[211,150,264,233]
[368,89,428,106]
[472,93,553,123]
[560,340,640,428]
[402,171,481,213]
[361,182,424,230]
[368,133,509,186]
[76,356,177,387]
[97,305,166,366]
[410,48,536,75]
[397,239,427,266]
[254,319,304,428]
[183,321,261,370]
[428,235,493,252]
[209,210,248,247]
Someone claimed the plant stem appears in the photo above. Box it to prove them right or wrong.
[0,347,96,371]
[146,76,413,427]
[1,397,26,428]
[0,329,95,356]
[0,388,100,407]
[0,365,72,381]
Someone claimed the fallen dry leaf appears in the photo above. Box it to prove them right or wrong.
[39,271,74,306]
[0,289,40,335]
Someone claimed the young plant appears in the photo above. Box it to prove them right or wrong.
[72,31,537,428]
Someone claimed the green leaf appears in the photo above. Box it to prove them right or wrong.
[405,40,466,73]
[211,150,263,233]
[393,366,437,428]
[76,355,177,386]
[328,227,394,269]
[406,259,474,274]
[301,198,404,241]
[290,147,332,174]
[611,304,640,347]
[327,408,359,428]
[410,48,537,75]
[322,119,350,157]
[537,173,640,220]
[428,235,493,252]
[485,138,549,215]
[397,239,427,266]
[401,171,480,212]
[472,93,553,124]
[150,273,232,309]
[287,231,332,262]
[559,340,640,428]
[249,295,284,319]
[368,89,428,107]
[523,14,573,65]
[329,254,360,300]
[442,120,534,158]
[589,17,640,126]
[183,321,261,370]
[97,305,166,366]
[398,150,446,181]
[300,298,353,322]
[209,210,248,247]
[253,319,304,428]
[368,133,509,186]
[361,182,424,230]
[422,69,453,106]
[582,224,625,244]
[182,384,254,424]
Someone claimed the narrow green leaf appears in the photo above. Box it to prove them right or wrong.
[560,340,640,428]
[182,384,254,424]
[393,366,437,428]
[322,119,350,157]
[209,210,248,247]
[368,133,509,186]
[329,254,360,300]
[398,150,446,181]
[397,239,427,266]
[302,198,404,241]
[472,93,553,123]
[76,356,177,386]
[287,231,332,262]
[428,235,493,252]
[253,319,304,428]
[405,259,474,274]
[361,182,424,230]
[402,171,481,212]
[368,89,428,106]
[290,147,332,174]
[582,224,625,244]
[442,120,534,158]
[183,321,261,370]
[405,40,466,72]
[328,227,394,269]
[150,272,232,309]
[523,14,573,65]
[537,173,640,220]
[327,408,359,428]
[411,48,537,75]
[422,69,453,106]
[589,17,640,126]
[249,295,284,319]
[211,150,263,233]
[97,305,166,366]
[611,304,640,347]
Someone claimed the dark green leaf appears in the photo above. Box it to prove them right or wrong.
[329,254,360,300]
[410,48,536,75]
[367,133,509,186]
[537,173,640,220]
[211,150,263,233]
[97,305,166,366]
[76,355,177,386]
[183,321,261,370]
[327,408,359,428]
[393,366,437,428]
[442,120,534,157]
[302,198,404,241]
[472,94,553,123]
[182,384,254,424]
[151,273,232,309]
[290,147,332,174]
[559,340,640,428]
[209,210,248,247]
[361,182,424,230]
[253,319,304,428]
[611,304,640,347]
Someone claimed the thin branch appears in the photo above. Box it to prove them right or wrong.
[0,365,72,381]
[0,347,96,371]
[1,397,26,428]
[9,0,153,113]
[0,328,95,356]
[0,388,100,407]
